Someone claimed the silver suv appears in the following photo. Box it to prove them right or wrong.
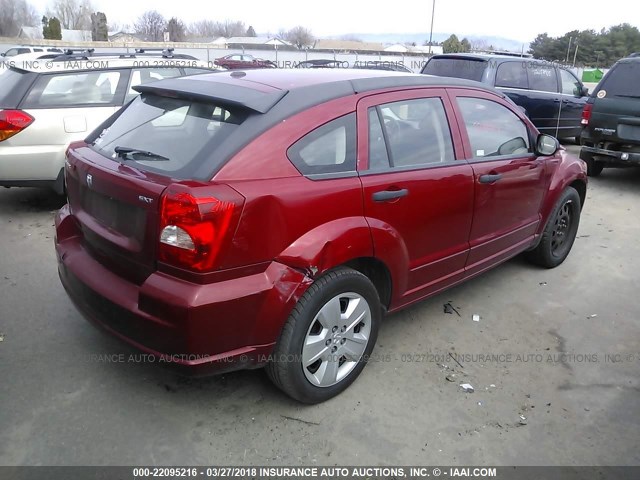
[0,49,222,193]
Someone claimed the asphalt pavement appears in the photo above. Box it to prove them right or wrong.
[0,145,638,466]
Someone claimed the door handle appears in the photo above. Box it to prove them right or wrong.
[479,174,502,184]
[372,189,409,202]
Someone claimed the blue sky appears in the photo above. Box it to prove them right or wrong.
[29,0,639,43]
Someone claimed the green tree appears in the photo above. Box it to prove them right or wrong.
[246,25,256,37]
[42,15,62,40]
[529,24,640,66]
[460,37,471,52]
[442,34,461,53]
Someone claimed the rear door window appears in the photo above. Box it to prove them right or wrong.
[422,58,487,82]
[90,94,250,179]
[368,97,454,169]
[495,62,528,89]
[527,66,558,93]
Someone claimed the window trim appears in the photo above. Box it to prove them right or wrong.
[286,112,357,179]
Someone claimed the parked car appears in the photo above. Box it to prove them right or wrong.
[353,60,413,73]
[56,69,587,403]
[0,49,221,194]
[214,54,276,69]
[294,59,349,69]
[1,51,65,68]
[421,53,589,141]
[579,53,640,176]
[1,46,63,57]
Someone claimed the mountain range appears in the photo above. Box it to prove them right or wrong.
[326,32,530,52]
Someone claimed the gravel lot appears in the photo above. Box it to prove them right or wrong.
[0,145,638,466]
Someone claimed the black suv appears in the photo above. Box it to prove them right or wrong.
[421,53,589,141]
[580,54,640,176]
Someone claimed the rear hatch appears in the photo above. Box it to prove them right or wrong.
[66,144,170,284]
[589,60,640,146]
[421,55,489,82]
[65,88,258,283]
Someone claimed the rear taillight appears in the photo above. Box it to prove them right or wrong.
[581,103,593,126]
[158,184,243,272]
[0,110,34,142]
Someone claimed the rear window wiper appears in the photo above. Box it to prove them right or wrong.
[114,146,170,162]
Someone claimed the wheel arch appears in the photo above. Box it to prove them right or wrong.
[343,257,393,312]
[538,157,587,235]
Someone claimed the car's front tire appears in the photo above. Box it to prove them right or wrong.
[267,267,380,404]
[527,186,581,268]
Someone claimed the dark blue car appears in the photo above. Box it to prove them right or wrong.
[421,53,589,141]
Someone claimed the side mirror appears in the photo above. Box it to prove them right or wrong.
[536,134,559,156]
[0,53,5,57]
[580,85,589,97]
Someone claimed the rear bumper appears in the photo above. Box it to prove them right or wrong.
[55,205,311,376]
[580,145,640,166]
[0,144,66,182]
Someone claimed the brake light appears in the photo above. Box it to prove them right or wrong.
[158,185,243,272]
[581,103,593,126]
[0,110,34,142]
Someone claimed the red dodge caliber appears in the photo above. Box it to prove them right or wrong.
[55,69,587,403]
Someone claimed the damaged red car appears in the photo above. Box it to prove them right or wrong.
[55,69,587,403]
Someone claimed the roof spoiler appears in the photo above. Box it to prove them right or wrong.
[133,78,288,114]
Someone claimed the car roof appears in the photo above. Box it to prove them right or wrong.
[429,53,535,62]
[134,68,499,114]
[8,53,218,73]
[2,52,62,62]
[618,55,640,63]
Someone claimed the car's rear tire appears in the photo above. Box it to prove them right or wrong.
[586,158,604,177]
[527,186,581,268]
[266,267,380,404]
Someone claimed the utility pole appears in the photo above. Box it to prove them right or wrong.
[566,36,573,63]
[428,0,436,55]
[572,42,579,67]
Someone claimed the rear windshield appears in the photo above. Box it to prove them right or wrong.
[90,94,249,179]
[422,58,487,82]
[0,68,30,107]
[598,62,640,97]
